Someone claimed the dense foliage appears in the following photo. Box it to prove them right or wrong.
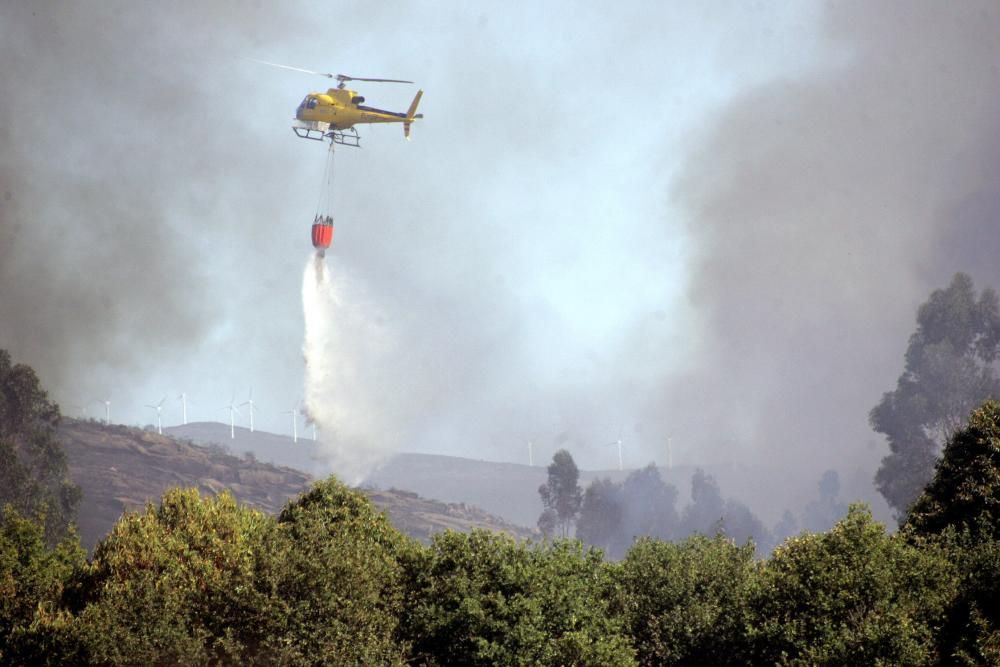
[748,505,958,665]
[905,401,1000,543]
[614,535,756,666]
[574,462,776,558]
[0,506,86,663]
[0,349,80,544]
[903,400,1000,663]
[871,273,1000,518]
[537,448,582,538]
[402,531,634,665]
[1,428,999,666]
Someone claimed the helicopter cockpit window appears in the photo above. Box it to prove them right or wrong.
[298,96,310,109]
[307,98,318,109]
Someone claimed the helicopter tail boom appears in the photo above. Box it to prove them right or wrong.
[403,89,423,140]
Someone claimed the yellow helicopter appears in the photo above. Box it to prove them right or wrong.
[255,60,423,147]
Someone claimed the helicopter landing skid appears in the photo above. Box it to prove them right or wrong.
[324,128,361,147]
[291,121,361,147]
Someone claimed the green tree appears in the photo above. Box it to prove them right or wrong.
[64,477,411,665]
[401,530,634,666]
[871,273,1000,518]
[901,401,1000,663]
[749,505,958,665]
[904,401,1000,543]
[614,535,757,666]
[538,449,582,538]
[577,465,681,559]
[576,477,624,555]
[68,488,276,665]
[0,506,85,664]
[771,510,799,547]
[800,469,849,533]
[266,476,411,665]
[0,350,80,544]
[620,464,679,544]
[931,536,1000,665]
[721,498,771,554]
[680,468,724,536]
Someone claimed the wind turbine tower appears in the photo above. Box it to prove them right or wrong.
[609,427,624,472]
[178,392,188,425]
[224,396,241,439]
[145,396,166,435]
[282,402,300,443]
[527,439,534,467]
[101,399,111,425]
[240,389,258,433]
[667,435,673,470]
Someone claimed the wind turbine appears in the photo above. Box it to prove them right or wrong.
[302,405,319,441]
[178,392,188,425]
[610,427,624,472]
[145,396,166,434]
[527,439,534,467]
[92,398,112,425]
[239,388,258,433]
[282,401,301,443]
[223,395,241,439]
[666,435,673,470]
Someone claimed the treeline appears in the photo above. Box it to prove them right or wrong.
[539,451,847,559]
[2,401,1000,664]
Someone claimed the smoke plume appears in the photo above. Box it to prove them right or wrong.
[648,0,1000,516]
[4,2,999,523]
[303,255,417,483]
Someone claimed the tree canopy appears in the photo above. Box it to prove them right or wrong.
[871,273,1000,518]
[905,400,1000,543]
[0,349,79,544]
[615,535,756,666]
[402,531,634,666]
[538,449,582,538]
[749,505,957,665]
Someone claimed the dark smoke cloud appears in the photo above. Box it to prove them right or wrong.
[653,0,1000,517]
[4,1,997,524]
[0,2,301,405]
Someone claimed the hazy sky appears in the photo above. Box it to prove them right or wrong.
[2,2,998,512]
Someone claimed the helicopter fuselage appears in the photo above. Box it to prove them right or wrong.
[297,88,411,130]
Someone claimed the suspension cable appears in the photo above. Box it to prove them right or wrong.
[315,142,335,217]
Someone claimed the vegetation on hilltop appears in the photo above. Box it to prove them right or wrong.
[0,350,80,544]
[1,399,998,664]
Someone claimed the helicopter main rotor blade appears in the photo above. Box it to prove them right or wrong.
[249,58,335,78]
[337,74,413,84]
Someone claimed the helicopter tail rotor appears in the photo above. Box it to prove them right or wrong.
[403,89,424,140]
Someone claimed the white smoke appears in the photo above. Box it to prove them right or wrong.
[301,254,399,484]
